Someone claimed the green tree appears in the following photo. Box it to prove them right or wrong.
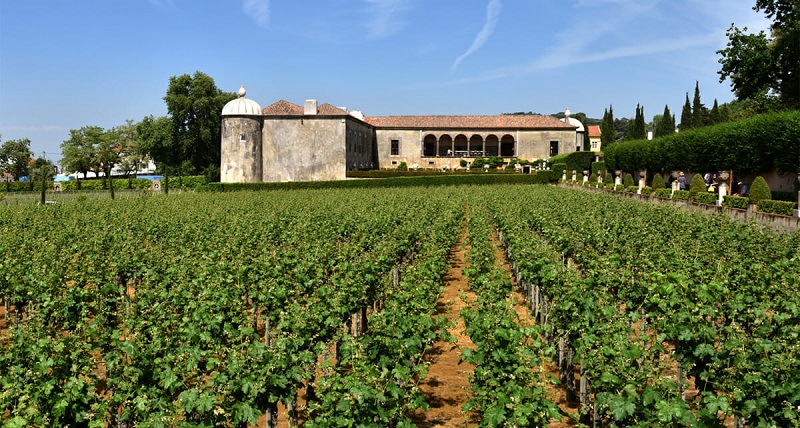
[600,105,616,150]
[651,173,665,190]
[708,99,721,125]
[717,1,799,106]
[96,128,121,199]
[628,104,646,140]
[0,138,34,179]
[137,115,176,193]
[691,81,707,127]
[680,93,692,130]
[164,71,236,178]
[113,119,145,177]
[654,105,675,138]
[61,126,102,184]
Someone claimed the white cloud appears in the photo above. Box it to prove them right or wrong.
[243,0,270,27]
[363,0,412,38]
[451,0,503,72]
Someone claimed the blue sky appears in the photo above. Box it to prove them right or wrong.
[0,0,771,165]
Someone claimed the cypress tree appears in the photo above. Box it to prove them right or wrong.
[680,93,692,130]
[601,105,616,149]
[629,104,646,140]
[691,81,706,127]
[708,99,721,125]
[655,105,675,138]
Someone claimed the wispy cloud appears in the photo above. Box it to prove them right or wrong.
[243,0,270,27]
[363,0,412,38]
[451,0,502,72]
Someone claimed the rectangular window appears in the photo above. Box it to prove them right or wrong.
[240,134,247,143]
[591,141,598,149]
[549,141,559,157]
[391,160,398,165]
[390,139,400,156]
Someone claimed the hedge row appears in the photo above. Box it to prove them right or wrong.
[547,151,595,172]
[604,110,800,174]
[208,171,557,192]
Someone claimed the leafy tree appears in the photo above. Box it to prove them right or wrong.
[600,106,616,149]
[680,93,692,130]
[61,126,102,181]
[718,1,799,106]
[654,105,675,138]
[113,119,145,177]
[164,71,236,177]
[0,138,33,179]
[137,115,175,171]
[748,175,772,204]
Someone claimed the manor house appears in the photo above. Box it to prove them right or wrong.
[221,86,579,182]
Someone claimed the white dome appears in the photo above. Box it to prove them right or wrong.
[222,86,262,116]
[561,116,585,132]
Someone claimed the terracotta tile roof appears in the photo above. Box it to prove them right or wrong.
[318,103,348,115]
[364,114,575,130]
[588,125,601,137]
[262,100,304,115]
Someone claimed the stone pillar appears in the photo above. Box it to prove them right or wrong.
[615,170,622,187]
[571,170,577,182]
[562,170,567,181]
[597,170,603,183]
[583,170,589,184]
[53,182,63,192]
[152,180,162,192]
[718,182,727,206]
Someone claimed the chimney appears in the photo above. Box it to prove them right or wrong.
[304,99,318,115]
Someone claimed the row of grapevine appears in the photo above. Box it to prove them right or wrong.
[460,202,560,426]
[0,188,463,426]
[486,185,800,427]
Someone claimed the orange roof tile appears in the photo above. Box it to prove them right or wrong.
[318,103,348,115]
[588,125,601,137]
[364,114,575,130]
[262,100,304,115]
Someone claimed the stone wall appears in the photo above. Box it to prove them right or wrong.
[262,117,346,182]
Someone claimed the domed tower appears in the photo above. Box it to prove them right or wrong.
[221,85,263,183]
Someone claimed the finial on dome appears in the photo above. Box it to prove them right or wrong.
[565,107,571,118]
[238,85,246,98]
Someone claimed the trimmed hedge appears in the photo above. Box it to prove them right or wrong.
[672,190,691,200]
[604,110,800,174]
[689,173,707,195]
[693,192,718,205]
[651,173,665,190]
[591,161,606,177]
[654,188,671,198]
[757,199,796,216]
[722,195,750,209]
[62,178,153,191]
[748,176,772,205]
[548,151,594,172]
[208,171,557,192]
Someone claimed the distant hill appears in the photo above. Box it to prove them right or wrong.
[504,111,602,126]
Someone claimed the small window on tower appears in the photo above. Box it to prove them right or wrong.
[240,134,247,143]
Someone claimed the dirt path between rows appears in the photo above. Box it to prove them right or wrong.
[409,235,479,427]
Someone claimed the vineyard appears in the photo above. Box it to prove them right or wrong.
[1,184,798,427]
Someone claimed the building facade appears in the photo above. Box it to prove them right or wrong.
[221,87,578,182]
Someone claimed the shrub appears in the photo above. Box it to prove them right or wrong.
[552,162,568,177]
[654,188,672,198]
[672,190,691,200]
[693,192,717,205]
[623,173,635,188]
[626,185,639,193]
[460,159,468,168]
[603,171,613,184]
[641,186,653,194]
[397,161,408,171]
[757,199,795,216]
[651,173,666,190]
[722,195,749,209]
[689,173,707,196]
[748,176,771,205]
